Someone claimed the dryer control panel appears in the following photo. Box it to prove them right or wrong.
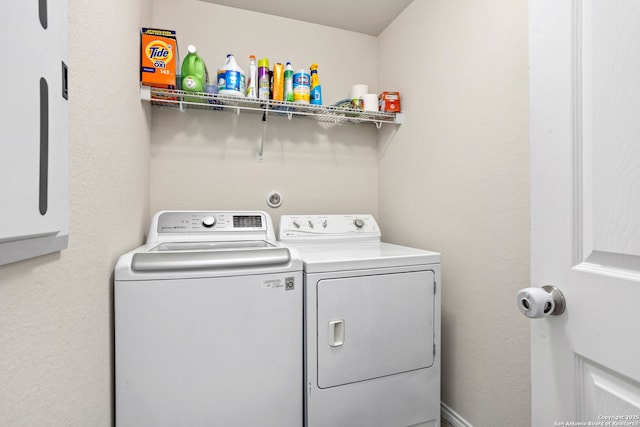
[278,214,381,243]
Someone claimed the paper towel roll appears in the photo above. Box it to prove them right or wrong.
[360,93,379,112]
[350,84,369,109]
[350,84,369,99]
[517,287,555,318]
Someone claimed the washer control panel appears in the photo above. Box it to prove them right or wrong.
[156,211,267,234]
[278,214,381,242]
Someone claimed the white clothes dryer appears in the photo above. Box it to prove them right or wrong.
[115,211,303,427]
[278,214,441,427]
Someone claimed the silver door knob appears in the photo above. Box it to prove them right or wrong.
[516,285,566,318]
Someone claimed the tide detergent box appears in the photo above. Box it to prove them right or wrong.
[140,28,178,92]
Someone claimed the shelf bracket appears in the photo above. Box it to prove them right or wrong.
[140,85,151,101]
[259,109,268,161]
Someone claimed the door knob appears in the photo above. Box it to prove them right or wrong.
[517,285,566,318]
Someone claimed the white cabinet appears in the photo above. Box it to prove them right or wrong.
[0,0,68,265]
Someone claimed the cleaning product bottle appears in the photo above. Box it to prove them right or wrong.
[246,55,257,98]
[272,63,284,101]
[310,63,322,105]
[181,44,208,102]
[283,62,294,102]
[293,68,310,104]
[217,54,246,97]
[258,58,270,100]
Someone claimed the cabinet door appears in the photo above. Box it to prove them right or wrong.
[316,270,435,388]
[0,0,68,265]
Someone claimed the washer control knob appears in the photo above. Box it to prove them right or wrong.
[308,220,314,228]
[354,218,365,229]
[293,221,301,229]
[202,215,216,228]
[322,220,328,228]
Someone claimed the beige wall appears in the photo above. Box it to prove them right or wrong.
[0,0,151,425]
[149,0,380,223]
[1,1,531,426]
[378,1,531,425]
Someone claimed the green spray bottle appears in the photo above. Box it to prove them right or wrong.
[284,62,294,102]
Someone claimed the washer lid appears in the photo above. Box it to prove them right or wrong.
[150,240,276,251]
[131,246,292,272]
[115,211,302,280]
[289,242,440,273]
[115,240,302,280]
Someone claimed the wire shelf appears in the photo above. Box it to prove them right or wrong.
[141,85,402,127]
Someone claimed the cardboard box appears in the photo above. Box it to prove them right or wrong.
[379,91,401,112]
[140,28,178,92]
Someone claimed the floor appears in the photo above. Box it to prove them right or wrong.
[441,418,455,427]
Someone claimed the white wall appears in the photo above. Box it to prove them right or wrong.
[149,0,380,222]
[0,0,151,425]
[378,1,531,425]
[0,1,531,425]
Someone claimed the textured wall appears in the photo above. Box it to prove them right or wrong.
[0,0,151,425]
[0,1,532,425]
[378,1,531,425]
[149,0,381,224]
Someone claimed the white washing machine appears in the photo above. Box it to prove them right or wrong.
[115,210,303,427]
[279,214,441,427]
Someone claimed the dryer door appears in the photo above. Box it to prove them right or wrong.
[316,270,435,388]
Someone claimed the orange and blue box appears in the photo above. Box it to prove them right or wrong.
[140,28,178,95]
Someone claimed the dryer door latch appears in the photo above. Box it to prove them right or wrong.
[328,320,345,347]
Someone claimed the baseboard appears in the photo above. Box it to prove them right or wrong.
[441,402,473,427]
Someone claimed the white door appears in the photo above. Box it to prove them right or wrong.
[530,1,640,425]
